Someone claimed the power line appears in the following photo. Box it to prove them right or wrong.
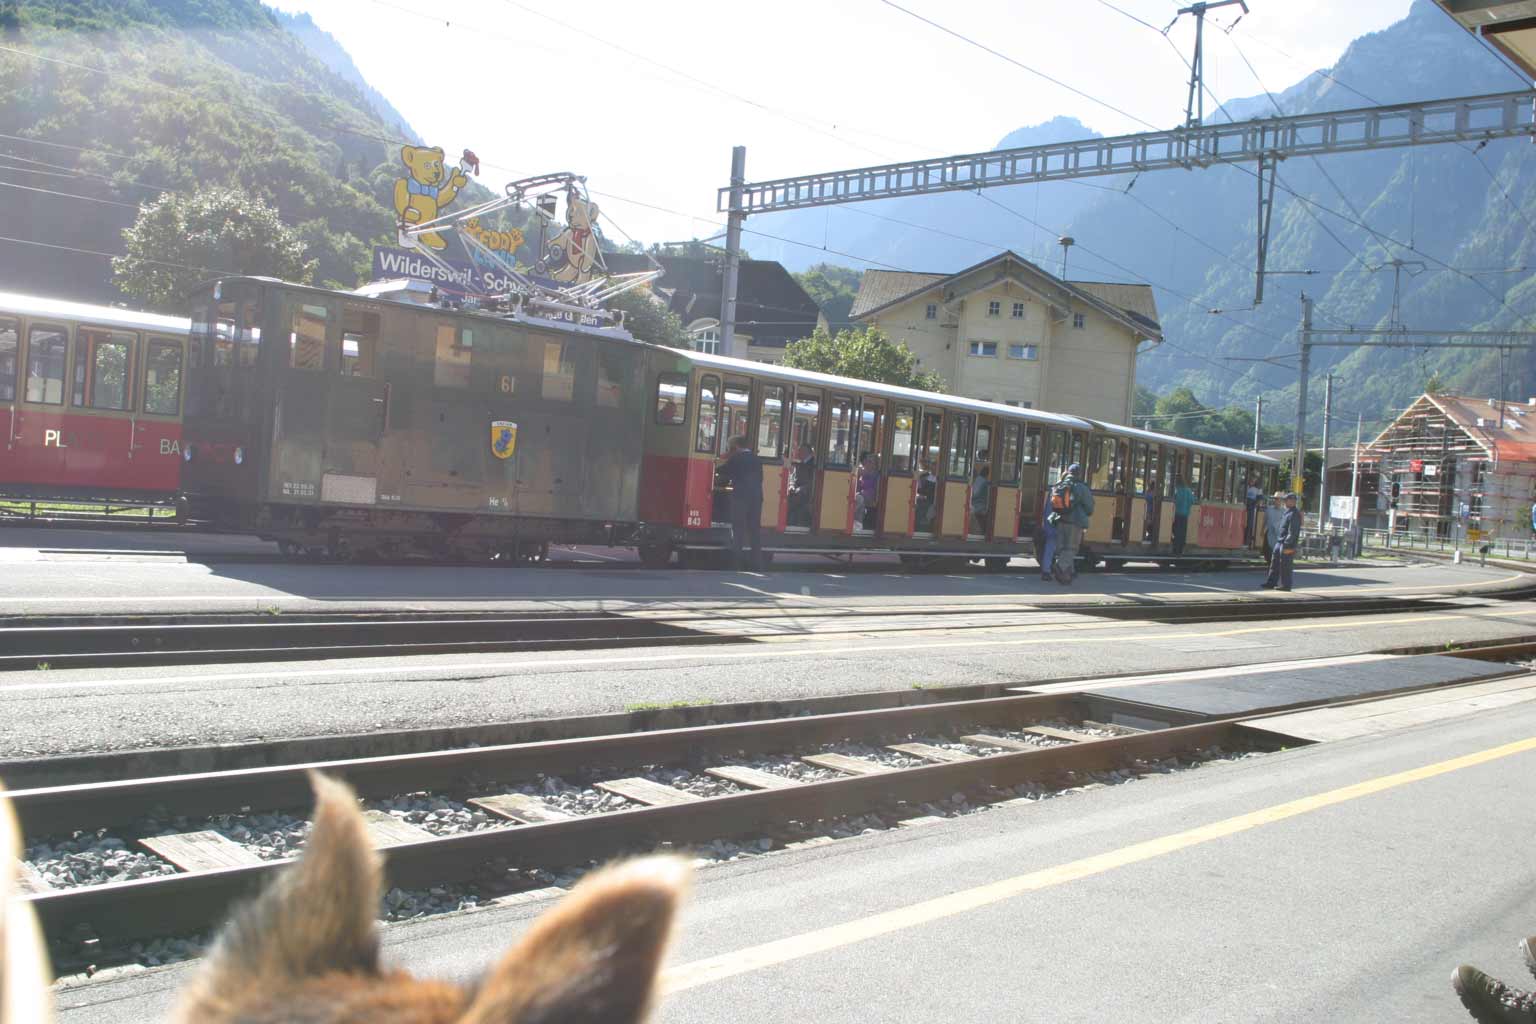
[0,178,137,208]
[0,231,235,277]
[878,0,1162,131]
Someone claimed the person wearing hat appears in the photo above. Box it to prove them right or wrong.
[1047,461,1094,584]
[1263,489,1288,568]
[1262,492,1301,591]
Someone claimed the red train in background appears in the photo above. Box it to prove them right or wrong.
[0,291,190,502]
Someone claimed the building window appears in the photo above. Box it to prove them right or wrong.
[689,318,720,355]
[1012,302,1025,318]
[1007,343,1038,360]
[968,340,997,357]
[1072,313,1086,329]
[987,300,1001,317]
[925,303,937,320]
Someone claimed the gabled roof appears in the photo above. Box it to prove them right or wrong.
[1369,392,1536,464]
[602,253,820,346]
[848,271,946,319]
[1432,1,1536,79]
[849,251,1161,341]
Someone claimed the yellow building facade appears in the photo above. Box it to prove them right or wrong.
[850,252,1160,424]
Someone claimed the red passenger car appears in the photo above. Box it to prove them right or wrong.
[0,292,190,502]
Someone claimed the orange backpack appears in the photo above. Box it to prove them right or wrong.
[1050,481,1073,513]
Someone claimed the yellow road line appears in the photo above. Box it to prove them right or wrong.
[663,735,1536,994]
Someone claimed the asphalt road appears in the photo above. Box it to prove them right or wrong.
[51,693,1536,1023]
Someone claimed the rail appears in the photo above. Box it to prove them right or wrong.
[1361,528,1536,564]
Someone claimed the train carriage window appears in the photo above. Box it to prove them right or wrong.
[999,422,1022,485]
[595,349,624,408]
[72,329,134,410]
[340,310,379,378]
[213,302,236,367]
[0,319,16,402]
[1090,435,1114,491]
[238,300,261,368]
[1115,441,1129,492]
[143,338,183,416]
[24,324,67,404]
[1071,434,1085,470]
[858,403,884,465]
[433,325,473,388]
[1022,425,1041,465]
[1225,459,1238,503]
[290,305,327,371]
[655,372,688,425]
[723,381,750,442]
[921,410,944,475]
[542,339,580,401]
[945,413,974,480]
[1190,453,1203,494]
[792,391,821,454]
[1210,457,1226,502]
[756,384,785,458]
[1162,448,1178,499]
[1131,441,1148,494]
[1046,430,1069,484]
[890,405,916,475]
[695,375,720,452]
[826,395,854,468]
[975,424,992,466]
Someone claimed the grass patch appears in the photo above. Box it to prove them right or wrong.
[625,699,716,712]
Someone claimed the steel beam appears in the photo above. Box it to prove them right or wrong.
[718,90,1535,214]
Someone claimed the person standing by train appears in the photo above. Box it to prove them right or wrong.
[1049,462,1094,584]
[1262,492,1301,591]
[1263,489,1287,568]
[1171,474,1197,556]
[720,436,764,571]
[1038,485,1058,582]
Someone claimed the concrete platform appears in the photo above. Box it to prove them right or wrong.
[1014,652,1510,719]
[0,526,1524,617]
[1247,674,1536,742]
[51,685,1536,1023]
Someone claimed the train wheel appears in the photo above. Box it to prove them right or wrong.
[638,543,674,569]
[984,557,1010,572]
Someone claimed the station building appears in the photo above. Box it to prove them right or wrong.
[849,251,1162,423]
[1367,392,1536,538]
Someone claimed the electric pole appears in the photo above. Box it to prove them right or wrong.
[720,145,746,359]
[1175,1,1250,130]
[1319,371,1335,527]
[1293,294,1313,499]
[1253,395,1263,452]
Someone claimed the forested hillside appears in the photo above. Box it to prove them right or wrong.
[0,0,492,301]
[749,0,1536,439]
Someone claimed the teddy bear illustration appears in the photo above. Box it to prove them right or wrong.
[542,189,604,283]
[393,145,471,250]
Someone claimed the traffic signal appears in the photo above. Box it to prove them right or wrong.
[1390,480,1400,509]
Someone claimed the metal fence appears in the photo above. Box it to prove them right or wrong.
[1359,528,1536,563]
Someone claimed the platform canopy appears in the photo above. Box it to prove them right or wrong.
[1435,1,1536,79]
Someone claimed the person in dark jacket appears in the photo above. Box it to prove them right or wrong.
[1048,462,1094,585]
[1262,492,1301,591]
[720,435,764,570]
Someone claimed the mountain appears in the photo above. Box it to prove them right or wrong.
[749,0,1536,439]
[269,9,421,144]
[0,0,495,301]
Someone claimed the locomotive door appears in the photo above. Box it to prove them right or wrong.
[1017,425,1044,541]
[988,420,1022,542]
[879,403,917,537]
[913,409,943,537]
[1140,443,1162,543]
[853,398,884,534]
[813,393,855,535]
[935,411,974,539]
[754,381,787,532]
[785,389,820,532]
[322,303,387,506]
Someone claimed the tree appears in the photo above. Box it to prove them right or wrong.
[1424,370,1447,395]
[782,326,945,392]
[113,187,313,312]
[605,288,690,348]
[794,263,862,331]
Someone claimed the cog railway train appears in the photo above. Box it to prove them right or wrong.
[0,280,1281,569]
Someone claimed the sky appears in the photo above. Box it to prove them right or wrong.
[266,0,1416,247]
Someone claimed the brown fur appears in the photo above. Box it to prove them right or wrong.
[0,772,687,1023]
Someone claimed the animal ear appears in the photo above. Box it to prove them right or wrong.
[401,145,418,164]
[459,856,688,1024]
[1,780,52,1024]
[171,773,381,1017]
[429,147,445,161]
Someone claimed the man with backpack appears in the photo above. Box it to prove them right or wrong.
[1048,462,1094,584]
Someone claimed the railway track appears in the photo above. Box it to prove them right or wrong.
[3,584,1532,670]
[7,650,1530,970]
